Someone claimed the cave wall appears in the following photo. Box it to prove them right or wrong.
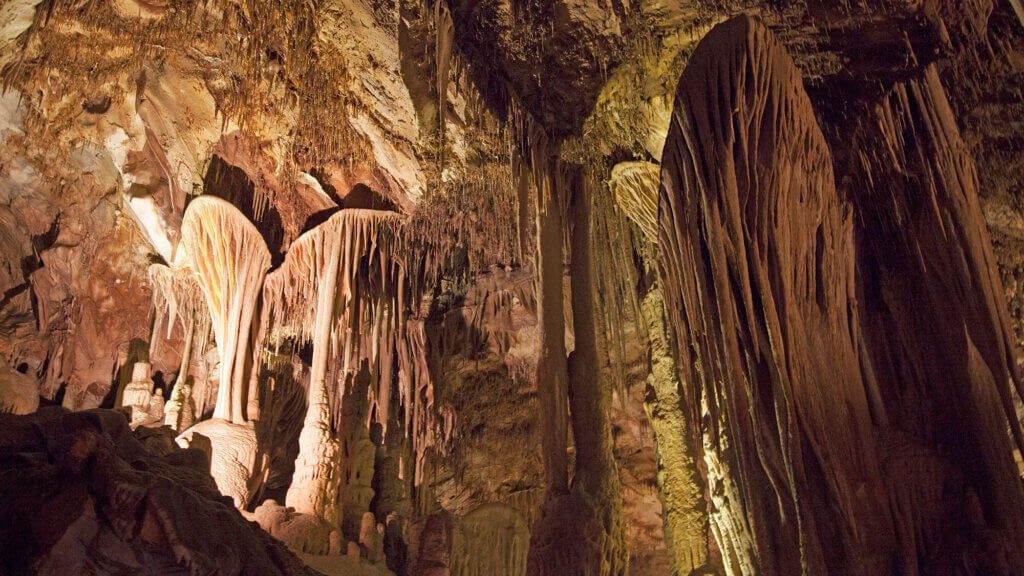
[2,0,1024,575]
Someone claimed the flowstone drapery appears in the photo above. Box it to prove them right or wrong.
[181,196,272,425]
[658,15,1024,575]
[265,208,404,526]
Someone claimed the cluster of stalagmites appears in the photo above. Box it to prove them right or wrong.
[657,15,1024,576]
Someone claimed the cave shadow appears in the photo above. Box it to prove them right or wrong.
[299,182,402,234]
[197,156,287,266]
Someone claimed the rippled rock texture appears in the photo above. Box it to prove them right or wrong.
[659,14,1024,576]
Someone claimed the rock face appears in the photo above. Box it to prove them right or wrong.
[0,358,39,414]
[446,0,626,137]
[0,407,319,576]
[658,15,1024,576]
[176,418,261,510]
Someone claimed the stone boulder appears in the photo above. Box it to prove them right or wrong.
[0,407,320,575]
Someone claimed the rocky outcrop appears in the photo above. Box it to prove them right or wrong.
[639,289,712,575]
[659,15,1024,575]
[0,407,319,575]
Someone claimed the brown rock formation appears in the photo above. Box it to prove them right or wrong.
[659,14,1024,575]
[0,407,319,576]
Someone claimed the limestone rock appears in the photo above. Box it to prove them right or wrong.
[0,407,319,575]
[176,417,261,509]
[251,499,336,556]
[0,358,38,414]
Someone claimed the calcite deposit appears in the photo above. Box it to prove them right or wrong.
[2,1,1024,575]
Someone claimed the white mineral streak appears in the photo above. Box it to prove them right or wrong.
[181,196,271,425]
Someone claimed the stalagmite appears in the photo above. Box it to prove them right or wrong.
[265,208,404,526]
[165,374,195,431]
[181,196,271,424]
[658,15,1024,575]
[149,262,207,431]
[120,361,159,429]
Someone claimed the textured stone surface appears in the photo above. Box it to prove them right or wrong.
[0,407,319,575]
[2,1,1024,575]
[659,14,1024,575]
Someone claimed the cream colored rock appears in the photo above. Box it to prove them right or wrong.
[0,0,39,70]
[176,417,260,508]
[358,512,384,564]
[164,379,195,431]
[121,362,155,428]
[320,0,424,201]
[450,505,529,576]
[608,161,659,241]
[251,500,336,555]
[143,390,165,428]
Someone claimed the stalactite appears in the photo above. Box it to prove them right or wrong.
[149,262,210,431]
[181,196,271,425]
[164,317,197,431]
[264,208,405,525]
[513,151,533,266]
[435,0,455,171]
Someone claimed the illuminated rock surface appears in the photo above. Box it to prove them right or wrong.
[1,1,1024,575]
